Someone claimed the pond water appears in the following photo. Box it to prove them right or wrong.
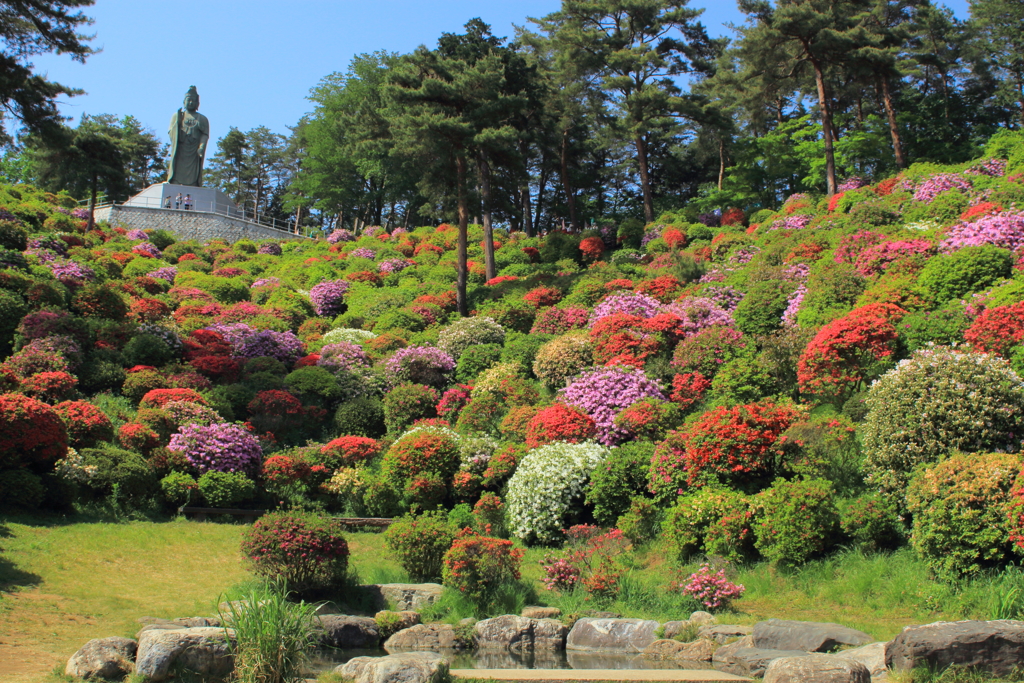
[307,649,716,674]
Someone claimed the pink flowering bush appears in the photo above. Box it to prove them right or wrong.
[378,258,411,274]
[913,173,972,203]
[560,366,666,445]
[940,212,1024,254]
[531,306,589,335]
[309,279,350,316]
[350,247,375,260]
[590,292,661,324]
[854,239,935,276]
[240,511,349,592]
[233,329,304,364]
[661,297,733,337]
[385,346,456,387]
[781,285,806,327]
[251,277,280,289]
[677,564,745,610]
[327,228,355,244]
[257,242,282,255]
[317,341,371,373]
[768,215,812,231]
[168,422,262,475]
[148,266,177,282]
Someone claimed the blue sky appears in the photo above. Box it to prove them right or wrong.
[30,0,970,155]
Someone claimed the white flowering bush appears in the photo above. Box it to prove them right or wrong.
[321,328,378,346]
[459,433,499,473]
[506,441,610,545]
[863,345,1024,494]
[471,362,523,399]
[437,316,505,361]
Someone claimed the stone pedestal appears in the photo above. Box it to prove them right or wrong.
[124,182,240,217]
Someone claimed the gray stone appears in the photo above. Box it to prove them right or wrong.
[754,619,874,652]
[65,637,137,680]
[699,624,753,644]
[713,636,807,678]
[95,203,305,245]
[675,639,716,663]
[377,610,422,633]
[166,87,210,187]
[689,611,716,625]
[587,611,621,619]
[474,616,568,652]
[315,601,348,616]
[134,627,234,681]
[764,654,872,683]
[316,615,380,649]
[173,616,220,628]
[566,617,660,652]
[337,652,449,683]
[368,584,445,612]
[661,621,692,640]
[534,619,569,650]
[834,642,887,678]
[385,624,471,651]
[885,619,1024,676]
[643,639,687,658]
[522,606,561,620]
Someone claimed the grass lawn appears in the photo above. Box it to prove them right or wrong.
[1,515,1015,683]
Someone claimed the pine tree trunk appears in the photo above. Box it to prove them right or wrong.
[88,173,97,231]
[878,76,906,169]
[523,184,533,237]
[535,160,548,231]
[478,152,496,280]
[812,59,838,195]
[718,137,726,191]
[456,155,469,317]
[560,129,579,230]
[635,133,654,223]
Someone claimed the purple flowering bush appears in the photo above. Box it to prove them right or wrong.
[940,212,1024,254]
[378,258,411,275]
[233,329,304,364]
[257,242,283,255]
[699,285,744,311]
[317,341,371,373]
[782,285,807,327]
[132,242,163,258]
[350,247,375,260]
[385,346,456,387]
[768,215,813,231]
[251,277,280,289]
[662,297,733,337]
[28,237,68,256]
[913,173,972,203]
[590,292,662,324]
[327,228,355,244]
[148,266,178,283]
[47,259,95,285]
[126,229,148,241]
[168,422,262,475]
[838,176,867,191]
[560,366,666,445]
[309,279,350,316]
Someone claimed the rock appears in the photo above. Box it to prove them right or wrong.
[643,639,686,658]
[315,601,347,616]
[699,624,753,644]
[338,652,449,683]
[885,619,1024,677]
[690,611,716,626]
[834,642,887,678]
[754,619,874,653]
[459,617,477,627]
[316,615,380,649]
[587,611,621,619]
[566,617,660,652]
[713,636,808,678]
[134,627,234,682]
[522,606,561,620]
[475,615,568,652]
[65,637,137,680]
[764,654,872,683]
[216,599,266,616]
[367,584,445,612]
[676,639,716,663]
[385,624,470,651]
[173,616,220,628]
[136,620,183,639]
[377,610,422,632]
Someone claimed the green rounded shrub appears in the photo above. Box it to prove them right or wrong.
[585,442,655,526]
[383,383,438,435]
[383,510,456,581]
[734,279,797,336]
[664,487,755,563]
[0,468,46,509]
[160,471,198,506]
[197,471,256,508]
[917,244,1013,303]
[455,343,502,384]
[753,478,838,567]
[333,398,386,438]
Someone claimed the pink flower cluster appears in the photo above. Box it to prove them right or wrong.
[560,366,665,445]
[679,564,745,610]
[257,243,282,255]
[327,228,355,244]
[251,277,281,289]
[913,173,972,203]
[385,346,456,387]
[662,297,733,337]
[168,422,262,475]
[834,230,885,265]
[126,229,148,241]
[838,176,867,191]
[940,212,1024,254]
[132,242,162,258]
[768,215,813,231]
[531,307,589,335]
[47,259,95,285]
[700,285,744,311]
[309,279,350,316]
[541,556,581,591]
[148,266,178,283]
[317,342,371,374]
[728,245,761,264]
[378,258,411,274]
[966,158,1007,177]
[350,247,376,260]
[590,292,661,324]
[854,239,934,276]
[782,284,807,327]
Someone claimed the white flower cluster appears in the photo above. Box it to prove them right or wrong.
[506,441,610,545]
[905,219,943,232]
[437,316,505,360]
[322,327,378,346]
[459,434,499,473]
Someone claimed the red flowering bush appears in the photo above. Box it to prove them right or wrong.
[130,298,170,323]
[525,403,597,449]
[499,405,541,441]
[442,528,524,606]
[530,306,589,335]
[637,275,683,303]
[21,371,78,403]
[183,329,232,360]
[650,401,802,499]
[662,227,687,249]
[579,236,605,262]
[0,393,68,469]
[540,526,629,598]
[382,425,461,483]
[523,286,562,308]
[188,355,242,383]
[263,453,312,484]
[240,511,349,592]
[319,436,381,469]
[140,388,208,409]
[721,208,745,226]
[961,202,1003,221]
[52,400,113,449]
[247,389,304,435]
[965,302,1024,356]
[670,372,712,411]
[613,398,681,441]
[482,445,520,489]
[119,422,161,453]
[436,384,473,422]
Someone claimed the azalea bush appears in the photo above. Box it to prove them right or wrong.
[677,564,745,611]
[167,422,262,475]
[240,511,349,593]
[560,366,665,445]
[441,527,523,607]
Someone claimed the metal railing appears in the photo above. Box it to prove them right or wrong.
[91,195,308,237]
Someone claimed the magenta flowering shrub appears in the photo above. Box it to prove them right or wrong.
[71,207,89,219]
[257,242,282,255]
[641,225,662,247]
[251,277,280,289]
[46,259,95,285]
[728,245,761,265]
[317,342,371,373]
[309,279,350,316]
[385,346,455,387]
[148,266,177,282]
[233,329,304,364]
[29,237,68,256]
[378,258,411,275]
[168,422,262,475]
[768,215,813,231]
[940,213,1024,254]
[838,176,867,191]
[205,322,255,348]
[531,306,589,334]
[327,228,355,244]
[699,285,744,311]
[590,292,661,324]
[678,564,745,610]
[364,226,385,238]
[560,366,666,445]
[966,158,1007,177]
[126,229,148,241]
[854,239,935,276]
[350,247,375,260]
[913,173,972,203]
[781,284,807,327]
[132,242,162,258]
[662,297,733,337]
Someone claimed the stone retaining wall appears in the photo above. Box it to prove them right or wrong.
[94,205,307,244]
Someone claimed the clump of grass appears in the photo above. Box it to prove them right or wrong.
[220,581,319,683]
[888,666,1024,683]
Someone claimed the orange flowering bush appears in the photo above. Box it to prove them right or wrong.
[442,527,523,606]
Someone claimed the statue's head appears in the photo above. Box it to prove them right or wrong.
[183,86,199,112]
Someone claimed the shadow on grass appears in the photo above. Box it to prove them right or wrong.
[0,521,42,591]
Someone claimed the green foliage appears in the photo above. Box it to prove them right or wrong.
[197,471,256,508]
[616,497,661,545]
[898,306,971,352]
[383,511,456,581]
[734,279,797,336]
[79,445,157,504]
[840,493,904,551]
[0,468,45,509]
[754,478,839,567]
[334,398,386,438]
[455,343,501,383]
[383,383,438,434]
[284,366,343,407]
[664,487,755,563]
[917,245,1013,303]
[500,331,551,376]
[122,334,174,367]
[159,471,198,507]
[585,442,655,526]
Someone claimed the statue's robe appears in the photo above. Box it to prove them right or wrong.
[167,109,210,187]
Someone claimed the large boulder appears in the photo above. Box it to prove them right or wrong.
[834,642,887,678]
[338,651,449,683]
[713,636,808,678]
[754,620,874,653]
[522,606,561,620]
[534,619,569,650]
[317,615,380,649]
[763,654,872,683]
[675,639,716,663]
[367,584,444,612]
[700,624,753,644]
[885,620,1024,676]
[65,637,137,680]
[134,627,234,682]
[566,618,660,652]
[377,610,422,633]
[474,615,568,652]
[385,624,470,651]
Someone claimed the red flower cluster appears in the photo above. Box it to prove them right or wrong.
[0,393,68,468]
[130,298,170,323]
[827,191,846,212]
[442,528,523,605]
[385,430,460,480]
[523,286,562,308]
[721,208,745,226]
[485,275,519,286]
[437,384,473,421]
[320,435,381,468]
[874,177,899,196]
[662,227,687,249]
[525,403,597,449]
[189,355,242,383]
[263,454,312,484]
[579,236,605,261]
[964,302,1024,357]
[961,202,1004,221]
[140,387,208,409]
[670,372,711,410]
[21,371,78,403]
[345,270,382,285]
[119,422,160,453]
[53,400,113,449]
[637,275,683,303]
